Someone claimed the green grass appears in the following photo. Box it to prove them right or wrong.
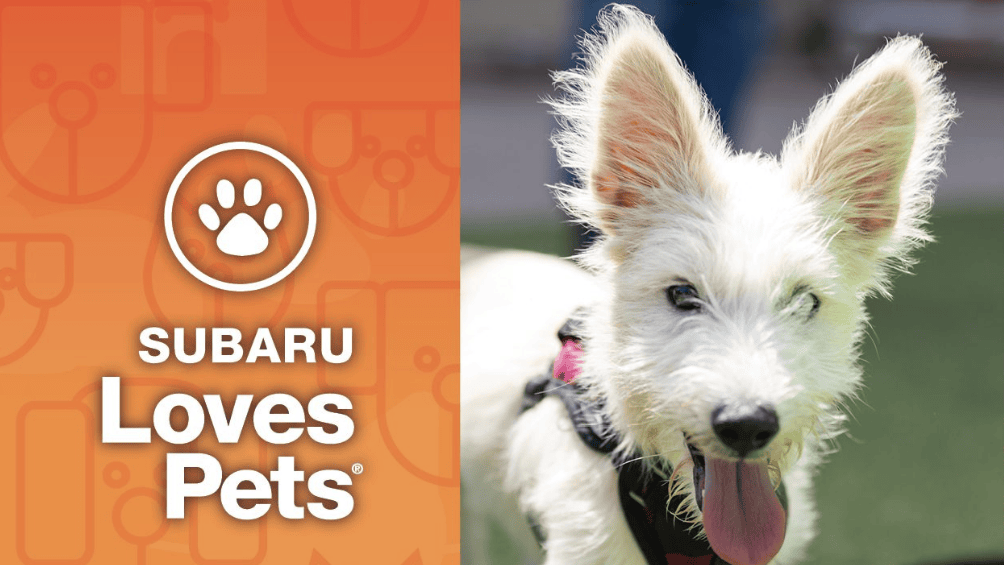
[461,215,575,257]
[463,209,1004,565]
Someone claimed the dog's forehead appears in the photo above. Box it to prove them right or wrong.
[716,161,831,285]
[636,156,833,292]
[717,158,815,245]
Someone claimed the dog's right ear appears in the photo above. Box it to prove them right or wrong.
[781,36,955,291]
[550,5,723,235]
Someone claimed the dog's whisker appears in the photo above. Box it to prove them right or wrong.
[611,451,667,470]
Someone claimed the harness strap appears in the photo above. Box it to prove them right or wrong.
[521,374,618,454]
[618,459,723,565]
[520,310,726,565]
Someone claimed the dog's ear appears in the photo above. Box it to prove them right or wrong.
[551,6,724,235]
[783,37,955,290]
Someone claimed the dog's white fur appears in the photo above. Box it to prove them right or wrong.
[461,6,955,564]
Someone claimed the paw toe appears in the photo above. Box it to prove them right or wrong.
[264,203,282,230]
[244,178,262,206]
[198,203,220,230]
[216,179,235,208]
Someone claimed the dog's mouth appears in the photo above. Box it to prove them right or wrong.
[684,435,786,565]
[686,440,707,510]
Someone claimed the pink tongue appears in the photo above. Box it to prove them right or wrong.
[702,457,786,565]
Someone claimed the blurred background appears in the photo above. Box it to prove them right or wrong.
[460,1,1003,564]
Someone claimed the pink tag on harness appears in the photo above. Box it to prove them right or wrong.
[552,339,584,383]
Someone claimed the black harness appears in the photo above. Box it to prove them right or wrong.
[520,314,728,565]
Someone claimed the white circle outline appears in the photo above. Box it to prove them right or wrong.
[164,141,316,292]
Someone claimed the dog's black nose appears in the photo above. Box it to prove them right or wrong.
[712,405,779,457]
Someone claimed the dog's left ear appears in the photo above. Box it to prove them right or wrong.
[783,37,955,289]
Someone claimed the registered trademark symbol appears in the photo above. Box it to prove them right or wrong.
[351,463,364,475]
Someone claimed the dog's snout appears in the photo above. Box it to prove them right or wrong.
[712,405,779,457]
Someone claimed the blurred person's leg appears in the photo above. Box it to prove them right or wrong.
[570,1,766,139]
[665,0,767,136]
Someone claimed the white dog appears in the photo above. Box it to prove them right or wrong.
[461,6,954,565]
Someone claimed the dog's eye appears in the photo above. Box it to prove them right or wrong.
[667,284,701,312]
[789,286,821,320]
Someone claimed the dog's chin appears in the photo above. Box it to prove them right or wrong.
[684,437,787,565]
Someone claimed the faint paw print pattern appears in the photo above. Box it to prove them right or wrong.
[18,379,178,563]
[16,378,269,564]
[0,234,73,366]
[283,0,428,57]
[199,178,283,257]
[0,5,151,203]
[316,281,459,486]
[306,103,459,236]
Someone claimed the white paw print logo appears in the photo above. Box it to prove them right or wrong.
[165,141,316,293]
[198,178,283,257]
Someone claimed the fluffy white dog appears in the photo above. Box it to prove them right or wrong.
[461,6,954,565]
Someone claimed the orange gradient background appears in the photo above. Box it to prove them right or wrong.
[0,1,459,564]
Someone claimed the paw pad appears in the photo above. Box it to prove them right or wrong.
[198,178,282,257]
